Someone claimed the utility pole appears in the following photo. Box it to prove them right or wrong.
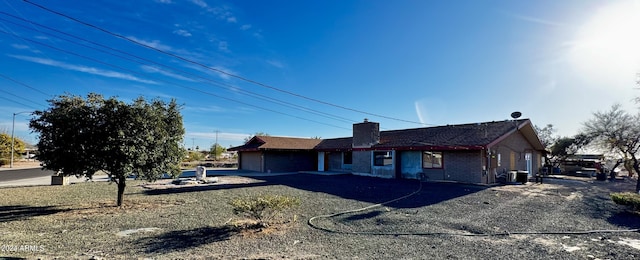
[214,130,219,160]
[10,111,31,168]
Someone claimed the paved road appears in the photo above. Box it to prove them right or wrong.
[0,167,55,182]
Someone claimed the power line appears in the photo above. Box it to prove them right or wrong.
[0,12,357,124]
[0,28,352,131]
[0,87,44,108]
[22,0,427,126]
[0,74,48,108]
[0,95,39,110]
[0,73,51,97]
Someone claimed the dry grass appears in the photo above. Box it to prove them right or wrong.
[0,160,41,169]
[0,177,301,259]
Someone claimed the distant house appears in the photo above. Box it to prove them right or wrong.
[230,119,546,184]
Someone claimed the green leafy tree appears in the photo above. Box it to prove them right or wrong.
[210,143,226,160]
[186,150,205,162]
[0,132,26,166]
[549,134,590,165]
[582,104,640,192]
[30,93,185,206]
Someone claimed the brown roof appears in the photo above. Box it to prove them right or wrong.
[231,119,545,152]
[314,137,353,151]
[317,119,544,151]
[376,120,526,149]
[229,136,323,151]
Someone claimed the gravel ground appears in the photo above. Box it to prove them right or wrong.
[143,174,640,259]
[2,173,640,259]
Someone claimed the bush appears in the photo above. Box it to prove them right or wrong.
[229,195,300,226]
[0,157,8,167]
[611,192,640,210]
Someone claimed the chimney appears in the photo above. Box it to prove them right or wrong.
[353,118,380,148]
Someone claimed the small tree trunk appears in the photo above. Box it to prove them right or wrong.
[609,160,622,179]
[632,157,640,193]
[116,176,126,207]
[634,169,640,193]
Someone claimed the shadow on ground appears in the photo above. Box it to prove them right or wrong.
[143,181,272,195]
[134,226,238,254]
[0,205,69,222]
[143,173,487,209]
[607,211,640,229]
[256,174,488,209]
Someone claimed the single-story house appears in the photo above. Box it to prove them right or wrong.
[230,136,322,173]
[230,119,546,184]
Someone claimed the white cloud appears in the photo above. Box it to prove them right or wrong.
[140,65,197,82]
[183,105,226,113]
[212,66,234,80]
[218,41,229,52]
[191,0,208,8]
[127,36,175,52]
[186,131,250,142]
[11,44,40,53]
[181,62,237,81]
[413,98,450,126]
[155,0,172,3]
[127,36,204,61]
[240,24,252,30]
[414,101,426,125]
[10,55,158,85]
[11,44,29,50]
[173,29,192,37]
[505,12,564,27]
[266,60,285,69]
[227,16,237,23]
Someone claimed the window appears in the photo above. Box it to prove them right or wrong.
[343,151,353,165]
[373,151,393,166]
[423,151,443,169]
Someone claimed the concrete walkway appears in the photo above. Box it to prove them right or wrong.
[0,168,302,188]
[0,173,111,188]
[0,162,360,188]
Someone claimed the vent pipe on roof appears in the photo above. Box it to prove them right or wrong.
[511,111,522,132]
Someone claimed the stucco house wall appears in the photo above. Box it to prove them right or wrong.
[491,131,542,177]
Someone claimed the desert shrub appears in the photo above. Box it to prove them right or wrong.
[611,192,640,210]
[229,195,300,226]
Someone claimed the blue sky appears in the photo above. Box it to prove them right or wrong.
[1,0,639,150]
